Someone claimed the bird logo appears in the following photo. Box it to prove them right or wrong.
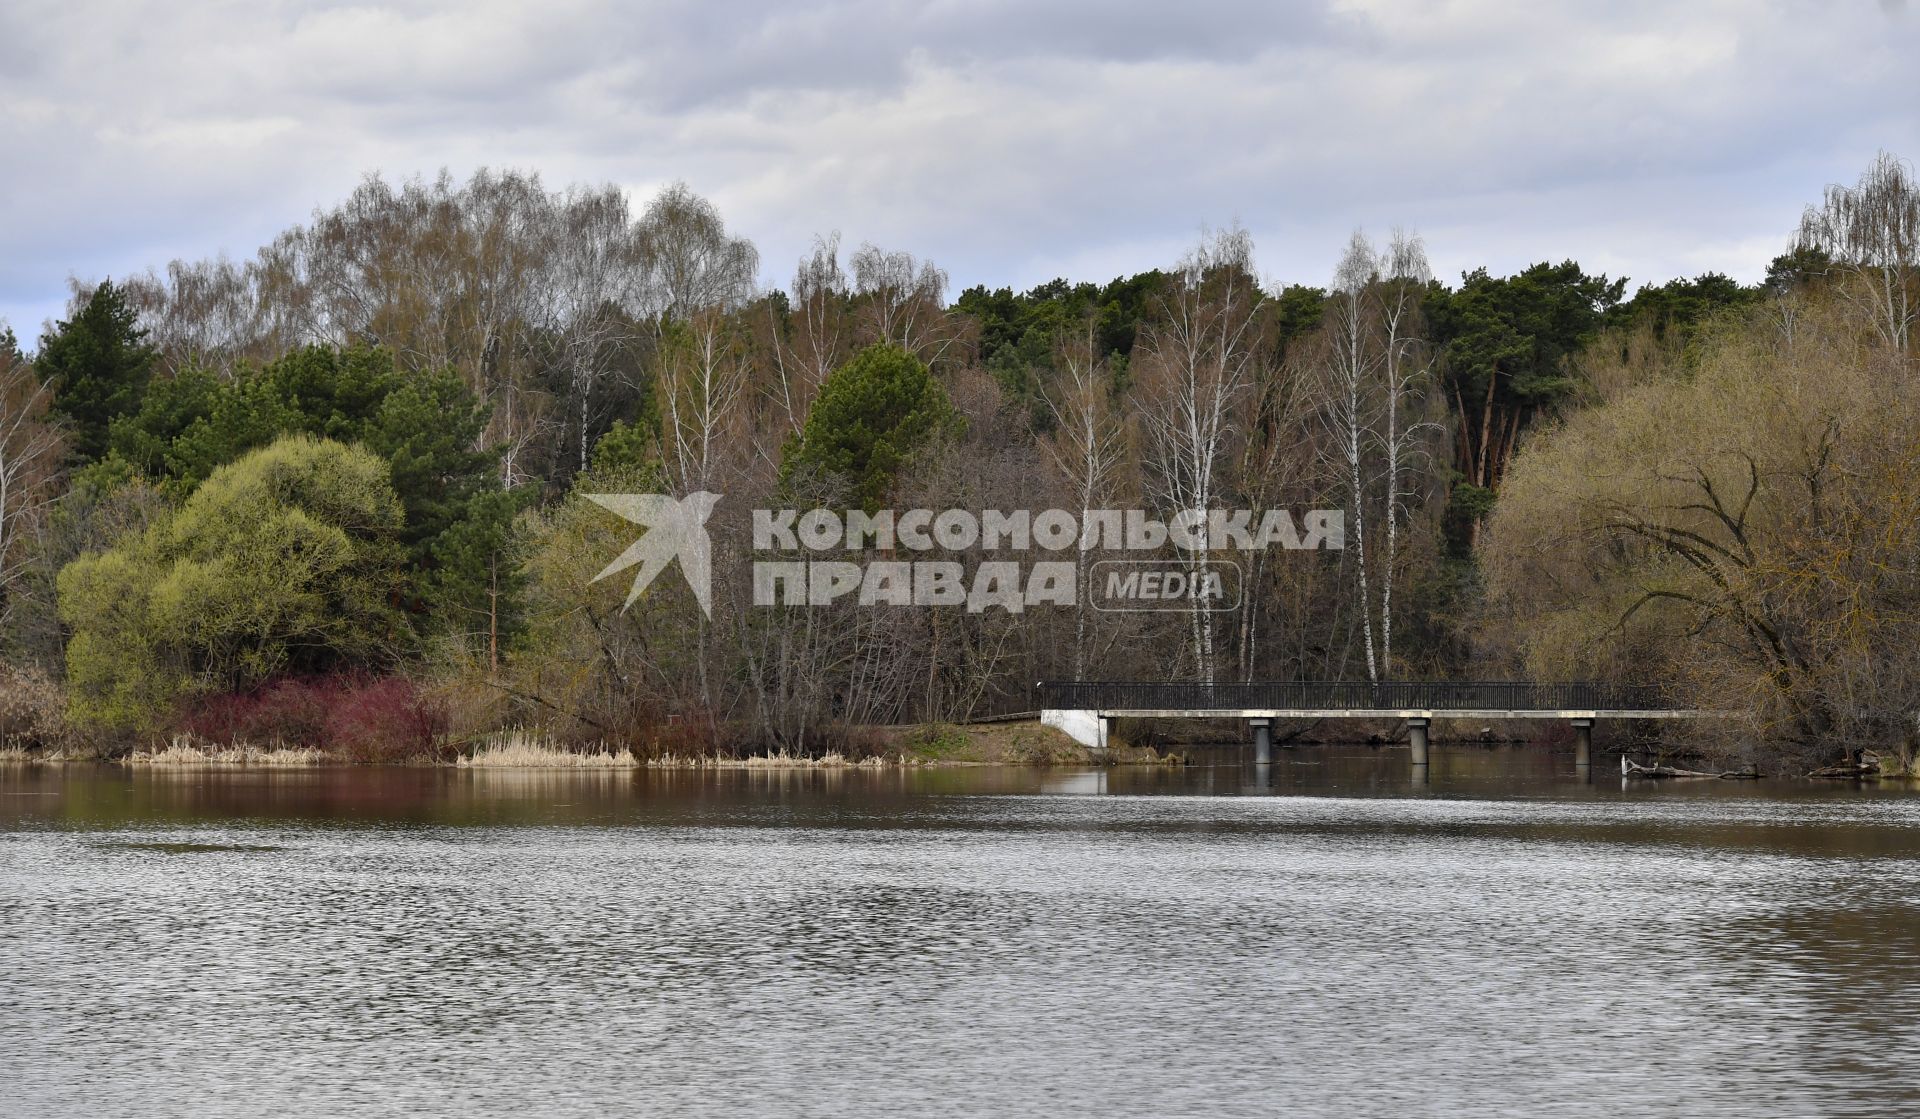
[585,492,722,618]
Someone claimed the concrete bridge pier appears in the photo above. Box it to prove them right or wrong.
[1408,717,1431,766]
[1250,718,1273,765]
[1572,718,1593,768]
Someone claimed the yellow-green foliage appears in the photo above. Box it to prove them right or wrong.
[58,434,406,729]
[1481,294,1920,751]
[502,459,690,737]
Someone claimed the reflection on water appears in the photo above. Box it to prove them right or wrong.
[4,747,1919,1118]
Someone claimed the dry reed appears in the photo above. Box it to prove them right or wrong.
[460,730,897,769]
[127,737,333,767]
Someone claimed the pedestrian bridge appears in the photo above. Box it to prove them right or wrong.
[1037,680,1696,766]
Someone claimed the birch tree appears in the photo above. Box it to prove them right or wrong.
[850,244,950,359]
[658,310,749,496]
[640,183,759,323]
[1039,320,1128,680]
[1373,232,1437,678]
[1136,228,1266,684]
[657,309,750,723]
[0,335,64,633]
[121,258,267,379]
[1318,231,1437,681]
[768,233,851,442]
[546,186,646,473]
[1797,151,1919,355]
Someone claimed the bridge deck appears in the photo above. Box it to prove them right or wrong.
[1082,707,1694,720]
[1037,681,1694,719]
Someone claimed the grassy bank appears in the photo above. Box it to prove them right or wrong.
[881,721,1168,765]
[7,720,1157,769]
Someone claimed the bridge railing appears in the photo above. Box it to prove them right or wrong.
[1036,680,1667,712]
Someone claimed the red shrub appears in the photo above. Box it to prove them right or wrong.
[327,676,450,763]
[179,674,450,762]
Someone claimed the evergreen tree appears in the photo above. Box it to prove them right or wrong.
[36,281,158,461]
[781,343,962,511]
[98,344,519,642]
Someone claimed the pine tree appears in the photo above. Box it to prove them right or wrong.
[37,281,158,462]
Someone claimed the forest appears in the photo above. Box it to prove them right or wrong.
[0,154,1914,770]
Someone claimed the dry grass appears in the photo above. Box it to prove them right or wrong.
[127,737,334,767]
[460,734,639,768]
[459,731,896,769]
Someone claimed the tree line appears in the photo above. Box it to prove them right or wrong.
[0,154,1913,766]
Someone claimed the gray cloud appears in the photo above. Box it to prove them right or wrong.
[2,0,1917,339]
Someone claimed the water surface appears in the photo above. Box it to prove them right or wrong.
[4,746,1918,1118]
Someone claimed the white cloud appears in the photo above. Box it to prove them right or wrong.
[2,0,1917,338]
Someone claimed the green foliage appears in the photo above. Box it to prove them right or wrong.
[58,436,407,729]
[1764,246,1833,294]
[363,359,505,588]
[36,281,159,461]
[1425,261,1625,555]
[1271,283,1329,360]
[1431,261,1627,410]
[103,365,228,481]
[98,345,515,640]
[1442,482,1497,558]
[954,272,1167,404]
[423,486,531,650]
[589,418,658,473]
[1613,272,1761,343]
[781,343,963,510]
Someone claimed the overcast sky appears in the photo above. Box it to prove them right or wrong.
[3,0,1917,340]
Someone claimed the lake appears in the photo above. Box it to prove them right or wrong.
[4,746,1919,1118]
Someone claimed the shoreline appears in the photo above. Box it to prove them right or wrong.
[0,721,1175,770]
[8,725,1914,779]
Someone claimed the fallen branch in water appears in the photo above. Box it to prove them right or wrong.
[1805,755,1882,779]
[1621,757,1760,779]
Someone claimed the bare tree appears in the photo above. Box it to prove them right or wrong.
[658,310,749,496]
[1136,227,1266,684]
[1317,230,1437,681]
[768,233,851,443]
[657,308,753,724]
[121,257,267,379]
[1038,319,1128,680]
[459,170,564,483]
[1797,151,1919,354]
[850,243,949,359]
[1323,235,1381,680]
[545,185,646,472]
[1374,232,1437,677]
[640,182,759,323]
[0,338,64,634]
